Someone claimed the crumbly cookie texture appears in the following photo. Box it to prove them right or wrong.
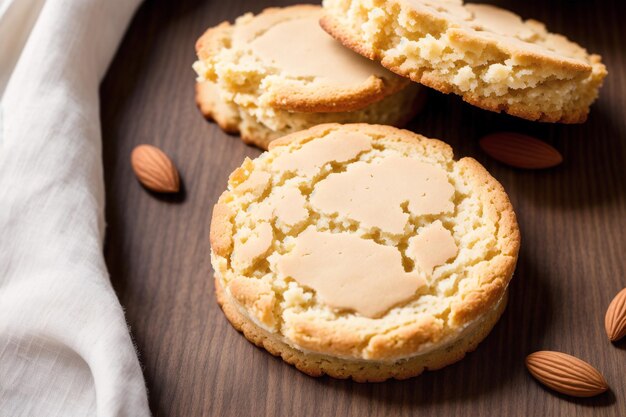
[193,5,423,149]
[216,275,509,381]
[210,123,520,378]
[321,0,607,123]
[195,80,424,150]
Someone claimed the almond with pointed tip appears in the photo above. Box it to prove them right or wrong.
[525,351,608,397]
[605,288,626,342]
[131,144,180,193]
[480,132,563,169]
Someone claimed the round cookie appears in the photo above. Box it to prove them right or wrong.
[193,5,424,149]
[210,123,520,381]
[321,0,607,123]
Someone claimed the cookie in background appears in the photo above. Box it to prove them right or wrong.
[321,0,607,123]
[193,5,424,149]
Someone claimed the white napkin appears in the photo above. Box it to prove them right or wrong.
[0,0,150,416]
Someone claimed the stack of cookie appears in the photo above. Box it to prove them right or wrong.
[194,1,606,147]
[196,1,606,381]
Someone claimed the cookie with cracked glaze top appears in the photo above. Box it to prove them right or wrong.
[320,0,606,123]
[210,123,520,380]
[193,5,425,149]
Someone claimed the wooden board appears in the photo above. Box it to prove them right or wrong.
[100,0,626,415]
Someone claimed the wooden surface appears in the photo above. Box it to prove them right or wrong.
[100,1,626,416]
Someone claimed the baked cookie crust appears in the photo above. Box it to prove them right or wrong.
[210,123,520,379]
[321,0,607,123]
[216,275,509,382]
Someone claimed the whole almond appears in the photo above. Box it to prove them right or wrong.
[526,351,608,397]
[131,144,180,193]
[480,132,563,169]
[605,288,626,342]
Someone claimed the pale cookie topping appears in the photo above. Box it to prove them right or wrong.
[272,131,372,176]
[233,170,271,198]
[408,220,458,274]
[254,184,309,229]
[249,16,389,88]
[311,155,454,234]
[211,124,520,361]
[321,0,607,123]
[277,227,425,318]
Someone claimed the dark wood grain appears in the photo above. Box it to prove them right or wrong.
[100,1,626,416]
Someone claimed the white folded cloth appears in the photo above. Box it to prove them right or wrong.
[0,0,150,416]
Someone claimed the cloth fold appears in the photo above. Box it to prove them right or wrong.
[0,0,150,415]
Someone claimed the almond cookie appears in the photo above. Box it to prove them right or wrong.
[193,5,424,149]
[321,0,607,123]
[210,123,520,381]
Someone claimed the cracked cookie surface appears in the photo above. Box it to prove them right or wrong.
[193,5,423,149]
[321,0,607,123]
[210,123,520,379]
